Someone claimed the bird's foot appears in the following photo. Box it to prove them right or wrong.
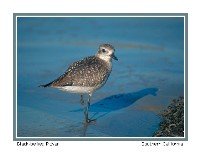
[84,118,96,125]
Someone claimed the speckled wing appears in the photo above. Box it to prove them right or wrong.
[47,56,111,87]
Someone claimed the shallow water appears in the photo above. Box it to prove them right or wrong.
[16,17,184,137]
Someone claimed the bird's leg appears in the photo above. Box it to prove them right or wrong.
[84,107,89,124]
[86,94,96,124]
[80,95,84,110]
[85,94,91,123]
[80,95,89,124]
[80,95,88,124]
[80,94,95,124]
[87,93,92,109]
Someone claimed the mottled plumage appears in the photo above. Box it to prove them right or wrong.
[44,56,111,88]
[39,44,118,123]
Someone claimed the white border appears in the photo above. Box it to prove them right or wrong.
[15,14,187,141]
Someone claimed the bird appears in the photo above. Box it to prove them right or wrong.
[39,44,118,124]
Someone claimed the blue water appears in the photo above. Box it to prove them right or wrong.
[16,17,184,137]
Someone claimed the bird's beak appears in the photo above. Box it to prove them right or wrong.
[112,54,118,61]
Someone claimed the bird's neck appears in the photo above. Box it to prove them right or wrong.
[96,55,112,71]
[96,54,112,63]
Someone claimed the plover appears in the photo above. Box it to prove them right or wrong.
[39,44,118,123]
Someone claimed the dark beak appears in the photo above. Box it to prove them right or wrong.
[112,54,118,61]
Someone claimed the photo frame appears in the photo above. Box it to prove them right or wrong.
[13,13,188,141]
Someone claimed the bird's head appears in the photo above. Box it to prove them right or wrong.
[97,44,118,61]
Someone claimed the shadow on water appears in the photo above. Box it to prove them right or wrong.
[90,88,158,112]
[72,88,158,136]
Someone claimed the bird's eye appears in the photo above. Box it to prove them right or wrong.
[102,48,106,53]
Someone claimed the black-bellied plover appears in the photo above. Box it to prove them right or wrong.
[39,44,118,123]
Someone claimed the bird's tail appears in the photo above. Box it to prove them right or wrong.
[38,82,53,88]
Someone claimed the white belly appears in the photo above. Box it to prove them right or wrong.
[54,86,98,94]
